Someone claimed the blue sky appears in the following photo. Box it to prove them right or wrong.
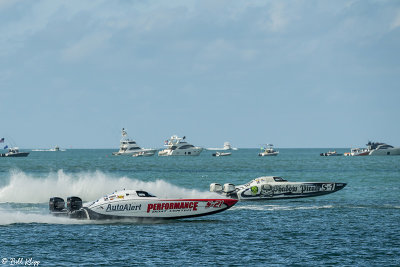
[1,0,399,149]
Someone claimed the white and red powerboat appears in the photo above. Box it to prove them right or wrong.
[49,190,237,220]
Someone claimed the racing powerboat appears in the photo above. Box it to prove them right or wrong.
[49,189,237,220]
[158,135,203,156]
[112,128,157,156]
[210,176,347,201]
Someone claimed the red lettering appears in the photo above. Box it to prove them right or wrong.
[189,202,194,209]
[165,203,169,210]
[162,203,166,210]
[184,202,189,209]
[147,204,153,213]
[193,202,198,211]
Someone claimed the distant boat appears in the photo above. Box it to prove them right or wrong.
[367,141,400,156]
[208,142,238,151]
[158,135,203,156]
[32,146,66,152]
[212,151,232,157]
[258,144,279,156]
[320,151,342,156]
[344,148,370,156]
[0,147,29,157]
[112,128,157,156]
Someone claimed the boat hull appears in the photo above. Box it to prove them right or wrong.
[369,148,400,156]
[158,148,203,156]
[53,198,237,220]
[113,148,157,156]
[258,153,278,156]
[0,152,29,157]
[235,182,346,200]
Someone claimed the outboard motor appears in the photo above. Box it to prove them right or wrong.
[49,197,65,212]
[210,183,222,192]
[223,183,236,193]
[67,196,83,212]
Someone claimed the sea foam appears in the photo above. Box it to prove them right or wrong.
[0,169,219,203]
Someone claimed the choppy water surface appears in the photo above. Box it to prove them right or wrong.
[0,149,399,266]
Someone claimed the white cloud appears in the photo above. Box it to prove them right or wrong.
[62,31,112,62]
[390,9,400,30]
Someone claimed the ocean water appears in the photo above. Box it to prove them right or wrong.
[0,148,399,266]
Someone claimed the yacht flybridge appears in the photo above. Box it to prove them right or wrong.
[158,135,203,156]
[112,128,157,156]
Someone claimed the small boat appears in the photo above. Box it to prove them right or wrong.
[258,144,279,156]
[367,141,400,156]
[212,151,232,157]
[112,128,157,156]
[158,135,203,156]
[344,148,370,156]
[320,151,342,156]
[0,147,29,157]
[49,190,237,220]
[210,176,347,201]
[132,151,154,157]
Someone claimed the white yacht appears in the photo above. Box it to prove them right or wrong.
[223,142,238,150]
[158,135,203,156]
[367,141,400,156]
[208,142,238,151]
[112,128,157,156]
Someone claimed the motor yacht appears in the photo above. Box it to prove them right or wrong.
[49,190,237,220]
[258,144,279,156]
[210,176,347,201]
[367,141,400,156]
[112,128,157,156]
[158,135,203,156]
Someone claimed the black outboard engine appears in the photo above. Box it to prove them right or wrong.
[67,196,83,212]
[49,197,65,212]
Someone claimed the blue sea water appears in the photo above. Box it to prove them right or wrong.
[0,148,399,266]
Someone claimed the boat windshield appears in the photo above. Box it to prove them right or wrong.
[273,177,287,182]
[136,191,156,197]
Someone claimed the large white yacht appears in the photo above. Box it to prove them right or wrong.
[158,135,203,156]
[112,128,157,156]
[367,141,400,156]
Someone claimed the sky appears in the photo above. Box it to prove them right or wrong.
[1,0,399,149]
